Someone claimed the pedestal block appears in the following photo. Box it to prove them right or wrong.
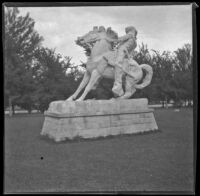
[41,98,158,142]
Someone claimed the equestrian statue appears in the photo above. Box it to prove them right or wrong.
[67,26,153,101]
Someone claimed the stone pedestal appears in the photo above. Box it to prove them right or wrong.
[41,98,158,142]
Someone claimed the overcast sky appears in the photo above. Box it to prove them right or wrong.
[18,5,192,65]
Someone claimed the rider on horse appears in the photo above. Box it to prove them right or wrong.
[112,26,138,97]
[88,26,139,98]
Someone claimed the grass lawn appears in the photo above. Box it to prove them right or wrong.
[4,108,194,193]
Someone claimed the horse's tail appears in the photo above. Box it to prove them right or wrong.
[135,64,153,89]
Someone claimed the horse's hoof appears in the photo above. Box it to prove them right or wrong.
[109,98,116,101]
[66,97,74,101]
[76,97,85,101]
[112,86,124,97]
[76,99,82,102]
[116,96,124,100]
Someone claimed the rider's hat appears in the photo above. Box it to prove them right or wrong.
[125,26,137,37]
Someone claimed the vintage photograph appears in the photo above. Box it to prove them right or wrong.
[4,3,195,193]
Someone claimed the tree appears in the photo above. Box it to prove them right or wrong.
[133,44,177,106]
[133,43,151,65]
[133,43,193,107]
[151,50,176,106]
[33,47,81,112]
[4,7,43,114]
[172,44,193,106]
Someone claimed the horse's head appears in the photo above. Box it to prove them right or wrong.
[76,29,100,48]
[76,26,118,48]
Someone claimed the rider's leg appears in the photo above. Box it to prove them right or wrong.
[112,49,125,97]
[115,49,124,68]
[67,71,90,101]
[76,69,101,101]
[112,66,124,97]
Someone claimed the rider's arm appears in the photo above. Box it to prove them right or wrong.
[105,37,118,43]
[118,33,133,42]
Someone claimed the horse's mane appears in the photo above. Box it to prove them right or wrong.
[106,27,118,39]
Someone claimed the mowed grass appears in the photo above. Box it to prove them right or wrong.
[4,108,194,193]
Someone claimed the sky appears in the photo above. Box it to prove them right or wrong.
[18,5,192,65]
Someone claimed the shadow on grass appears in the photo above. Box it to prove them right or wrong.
[39,129,162,145]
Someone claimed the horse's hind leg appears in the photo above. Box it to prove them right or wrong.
[76,69,101,101]
[118,89,136,99]
[117,75,136,99]
[67,71,90,101]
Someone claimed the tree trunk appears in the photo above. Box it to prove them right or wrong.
[12,104,15,115]
[8,97,13,117]
[162,100,165,108]
[186,100,189,107]
[184,100,186,107]
[165,97,168,109]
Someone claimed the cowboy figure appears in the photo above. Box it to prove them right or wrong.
[112,26,138,97]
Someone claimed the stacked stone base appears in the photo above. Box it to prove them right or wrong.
[41,98,158,142]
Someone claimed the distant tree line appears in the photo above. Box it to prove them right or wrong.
[132,43,193,108]
[4,7,193,115]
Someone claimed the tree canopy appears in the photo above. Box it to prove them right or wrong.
[4,7,81,113]
[32,47,81,112]
[4,7,43,113]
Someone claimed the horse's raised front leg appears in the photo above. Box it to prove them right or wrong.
[76,69,101,101]
[67,71,90,101]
